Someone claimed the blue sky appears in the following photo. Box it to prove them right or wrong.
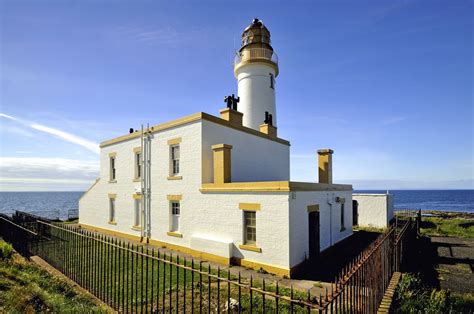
[0,0,472,191]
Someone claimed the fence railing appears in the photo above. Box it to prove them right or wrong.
[0,215,38,256]
[1,210,420,313]
[319,210,420,313]
[10,217,323,312]
[234,47,278,65]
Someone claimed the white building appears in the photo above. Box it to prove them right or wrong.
[352,193,394,229]
[79,19,353,277]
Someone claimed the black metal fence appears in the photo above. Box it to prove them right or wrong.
[319,210,420,313]
[0,210,420,313]
[3,215,321,312]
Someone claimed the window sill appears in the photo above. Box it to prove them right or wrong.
[109,180,117,184]
[133,178,142,182]
[108,221,117,225]
[167,231,183,238]
[131,226,142,231]
[167,176,182,181]
[239,244,262,253]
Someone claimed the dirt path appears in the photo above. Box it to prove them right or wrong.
[430,236,474,293]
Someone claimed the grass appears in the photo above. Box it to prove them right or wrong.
[22,224,317,312]
[393,273,474,313]
[353,225,386,233]
[0,239,108,313]
[420,216,474,238]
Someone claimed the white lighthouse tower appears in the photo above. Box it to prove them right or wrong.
[234,19,279,131]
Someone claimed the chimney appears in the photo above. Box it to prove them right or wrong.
[259,123,277,138]
[259,111,277,138]
[212,144,233,184]
[317,149,334,184]
[220,108,243,127]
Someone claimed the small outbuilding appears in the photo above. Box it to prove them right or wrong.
[352,193,394,229]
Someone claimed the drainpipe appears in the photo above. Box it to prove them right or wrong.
[140,125,144,242]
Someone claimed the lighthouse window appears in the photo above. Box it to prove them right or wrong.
[170,201,180,232]
[171,145,180,175]
[340,203,346,231]
[135,152,142,180]
[109,156,116,181]
[244,211,257,245]
[109,198,116,223]
[269,73,274,89]
[134,198,141,227]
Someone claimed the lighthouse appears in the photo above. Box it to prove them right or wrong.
[234,19,279,131]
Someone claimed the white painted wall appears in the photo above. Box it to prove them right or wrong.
[80,119,292,269]
[288,191,353,267]
[80,117,352,271]
[202,120,289,183]
[235,63,277,130]
[352,194,394,228]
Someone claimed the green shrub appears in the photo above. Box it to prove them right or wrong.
[0,242,13,260]
[393,273,471,313]
[425,289,448,313]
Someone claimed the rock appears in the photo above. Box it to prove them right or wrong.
[224,298,239,311]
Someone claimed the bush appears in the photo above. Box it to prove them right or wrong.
[393,273,471,313]
[0,242,13,260]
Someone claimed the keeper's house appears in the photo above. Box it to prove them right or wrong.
[79,19,353,277]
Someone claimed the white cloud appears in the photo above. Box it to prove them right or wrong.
[1,113,99,154]
[111,25,206,47]
[0,157,99,179]
[0,157,99,191]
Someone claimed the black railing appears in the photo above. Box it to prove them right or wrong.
[0,210,420,313]
[319,210,420,313]
[4,216,322,312]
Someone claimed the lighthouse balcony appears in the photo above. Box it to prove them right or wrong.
[234,48,278,66]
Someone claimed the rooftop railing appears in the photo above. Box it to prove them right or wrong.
[234,48,278,66]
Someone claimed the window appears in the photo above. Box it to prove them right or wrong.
[269,73,274,89]
[109,198,115,222]
[244,211,256,245]
[170,201,180,232]
[135,152,142,179]
[110,156,116,181]
[134,198,141,227]
[340,203,345,231]
[171,145,180,176]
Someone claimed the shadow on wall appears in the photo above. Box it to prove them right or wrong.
[292,230,380,281]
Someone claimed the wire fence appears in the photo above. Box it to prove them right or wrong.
[0,210,420,313]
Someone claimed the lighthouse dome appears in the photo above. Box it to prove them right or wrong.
[240,18,273,52]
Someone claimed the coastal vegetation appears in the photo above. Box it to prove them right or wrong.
[393,273,474,313]
[0,239,107,313]
[420,215,474,238]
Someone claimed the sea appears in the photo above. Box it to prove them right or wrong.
[0,190,473,220]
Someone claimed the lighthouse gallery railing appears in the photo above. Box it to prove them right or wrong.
[234,47,278,65]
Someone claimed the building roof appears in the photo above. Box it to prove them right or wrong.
[100,111,290,148]
[200,181,352,193]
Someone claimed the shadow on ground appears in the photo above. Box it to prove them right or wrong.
[293,230,381,282]
[405,236,474,293]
